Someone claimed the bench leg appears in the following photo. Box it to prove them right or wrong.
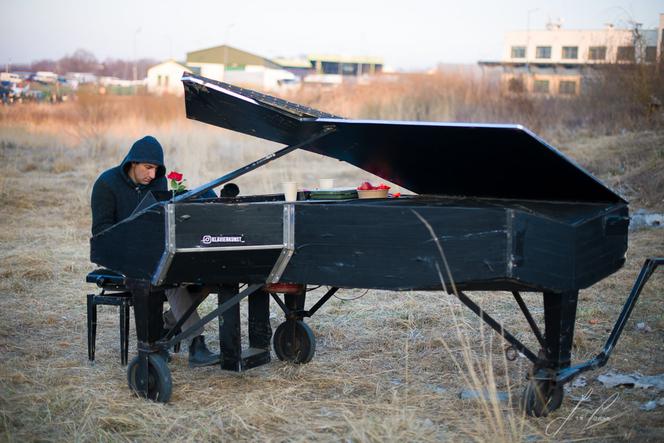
[87,293,97,361]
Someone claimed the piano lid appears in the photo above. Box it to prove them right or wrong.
[182,73,625,204]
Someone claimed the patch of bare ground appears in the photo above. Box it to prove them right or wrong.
[0,98,662,442]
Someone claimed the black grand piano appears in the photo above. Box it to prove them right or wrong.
[90,73,662,416]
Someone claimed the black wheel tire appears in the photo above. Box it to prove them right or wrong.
[273,320,316,364]
[127,353,172,402]
[521,380,564,417]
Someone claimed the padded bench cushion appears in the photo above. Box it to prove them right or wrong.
[87,268,126,288]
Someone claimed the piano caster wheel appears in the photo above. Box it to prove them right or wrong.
[520,380,563,417]
[273,320,316,364]
[127,354,172,403]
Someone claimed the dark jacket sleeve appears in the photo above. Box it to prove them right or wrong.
[91,178,117,235]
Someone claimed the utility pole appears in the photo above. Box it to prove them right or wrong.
[133,27,141,94]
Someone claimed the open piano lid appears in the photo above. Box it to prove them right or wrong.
[182,73,625,204]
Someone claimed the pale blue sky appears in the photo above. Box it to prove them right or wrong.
[1,0,662,70]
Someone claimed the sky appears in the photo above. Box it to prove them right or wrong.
[1,0,662,71]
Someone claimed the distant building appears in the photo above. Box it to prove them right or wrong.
[479,13,664,96]
[274,54,384,85]
[146,60,192,96]
[0,72,21,84]
[185,44,295,90]
[33,71,59,83]
[65,72,97,89]
[146,45,385,94]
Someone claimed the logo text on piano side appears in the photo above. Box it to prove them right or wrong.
[200,234,245,246]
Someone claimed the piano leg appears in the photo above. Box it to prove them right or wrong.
[522,289,579,417]
[284,288,306,315]
[219,284,272,371]
[125,279,172,402]
[219,284,241,371]
[248,288,272,352]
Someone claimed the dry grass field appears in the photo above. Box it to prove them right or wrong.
[0,76,663,442]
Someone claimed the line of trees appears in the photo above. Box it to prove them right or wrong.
[9,49,158,79]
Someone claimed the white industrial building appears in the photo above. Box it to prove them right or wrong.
[146,60,192,96]
[146,45,385,94]
[480,13,664,96]
[184,45,295,91]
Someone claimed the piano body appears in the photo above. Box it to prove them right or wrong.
[90,74,661,416]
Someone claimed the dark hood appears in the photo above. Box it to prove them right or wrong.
[120,136,166,179]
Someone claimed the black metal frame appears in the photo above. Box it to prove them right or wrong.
[448,258,663,385]
[127,281,268,396]
[270,286,339,320]
[555,257,663,383]
[116,257,662,400]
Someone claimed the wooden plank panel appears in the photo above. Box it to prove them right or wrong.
[282,204,508,290]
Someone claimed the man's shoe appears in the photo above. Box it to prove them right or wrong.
[188,335,220,367]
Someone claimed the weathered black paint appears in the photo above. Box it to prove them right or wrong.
[280,197,627,293]
[91,196,628,293]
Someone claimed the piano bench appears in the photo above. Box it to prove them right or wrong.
[86,269,182,366]
[86,291,133,365]
[86,269,132,366]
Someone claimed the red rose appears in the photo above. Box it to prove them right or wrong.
[167,171,183,181]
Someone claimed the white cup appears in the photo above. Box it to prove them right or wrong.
[319,178,334,189]
[283,181,297,202]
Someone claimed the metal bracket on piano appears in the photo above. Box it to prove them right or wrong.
[152,204,177,286]
[552,257,663,384]
[267,203,295,283]
[159,283,265,349]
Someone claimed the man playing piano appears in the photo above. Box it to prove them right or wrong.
[90,135,220,367]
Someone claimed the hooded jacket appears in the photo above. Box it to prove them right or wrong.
[91,136,167,235]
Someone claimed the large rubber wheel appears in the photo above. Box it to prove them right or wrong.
[521,380,564,417]
[273,320,316,364]
[127,353,172,402]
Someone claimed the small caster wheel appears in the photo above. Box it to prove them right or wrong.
[273,320,316,364]
[127,353,172,402]
[521,379,563,417]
